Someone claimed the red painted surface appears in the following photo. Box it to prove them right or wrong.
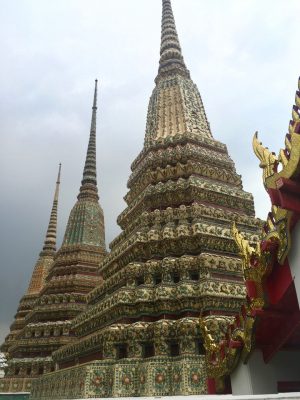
[278,381,300,392]
[229,340,243,349]
[207,378,216,394]
[253,246,300,361]
[245,280,257,298]
[262,311,300,363]
[265,259,294,305]
[268,178,300,213]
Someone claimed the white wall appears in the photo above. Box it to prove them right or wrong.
[231,350,277,395]
[272,350,300,382]
[289,221,300,303]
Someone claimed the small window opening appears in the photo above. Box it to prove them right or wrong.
[136,276,145,286]
[117,344,128,359]
[170,342,180,357]
[143,343,155,358]
[196,340,205,355]
[190,271,199,281]
[172,273,180,283]
[154,274,162,285]
[15,367,20,376]
[38,366,44,375]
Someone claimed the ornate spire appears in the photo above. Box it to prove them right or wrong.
[156,0,190,81]
[61,80,106,249]
[78,79,99,201]
[144,0,212,143]
[40,163,61,256]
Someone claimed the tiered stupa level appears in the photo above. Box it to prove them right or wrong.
[0,164,61,392]
[31,1,261,398]
[0,81,107,393]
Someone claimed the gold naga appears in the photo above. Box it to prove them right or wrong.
[200,77,300,389]
[252,78,300,264]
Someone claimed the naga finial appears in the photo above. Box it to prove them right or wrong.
[253,77,300,190]
[252,132,278,185]
[232,223,259,276]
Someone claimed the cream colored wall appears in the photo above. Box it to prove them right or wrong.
[289,221,300,304]
[231,350,277,395]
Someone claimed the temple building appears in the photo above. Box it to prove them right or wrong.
[29,0,261,398]
[3,0,291,398]
[200,78,300,396]
[0,164,61,392]
[0,81,107,393]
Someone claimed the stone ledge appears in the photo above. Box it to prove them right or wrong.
[27,394,300,400]
[79,395,299,400]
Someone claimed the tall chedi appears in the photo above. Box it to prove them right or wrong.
[0,164,61,393]
[1,81,106,394]
[31,1,261,399]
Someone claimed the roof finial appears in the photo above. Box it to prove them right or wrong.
[54,162,61,202]
[78,80,99,201]
[156,0,190,81]
[41,163,62,255]
[93,79,98,109]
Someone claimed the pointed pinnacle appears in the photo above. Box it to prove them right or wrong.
[41,163,62,255]
[78,80,99,201]
[156,0,190,82]
[93,79,98,109]
[54,163,62,202]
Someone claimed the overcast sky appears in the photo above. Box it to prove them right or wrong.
[0,0,300,345]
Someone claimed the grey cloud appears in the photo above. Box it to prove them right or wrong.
[1,0,299,343]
